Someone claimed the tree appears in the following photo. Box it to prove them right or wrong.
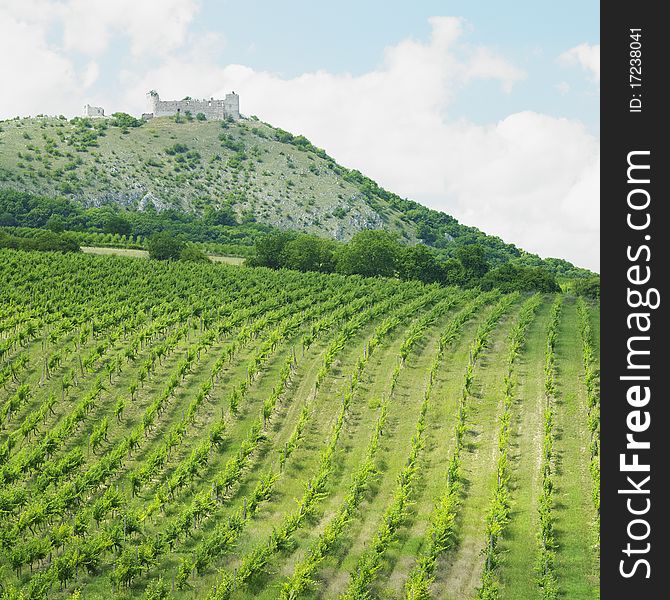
[46,214,65,233]
[455,244,490,284]
[572,277,600,299]
[336,230,399,278]
[440,258,465,287]
[196,112,207,121]
[416,223,437,244]
[480,264,560,293]
[398,244,442,284]
[0,212,17,226]
[203,205,238,226]
[104,213,132,236]
[248,231,296,269]
[147,232,184,260]
[31,230,80,252]
[180,245,209,263]
[282,235,336,273]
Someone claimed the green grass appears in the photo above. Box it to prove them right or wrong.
[496,299,553,598]
[313,309,462,599]
[0,116,414,242]
[551,299,599,598]
[370,314,484,597]
[155,319,384,599]
[218,303,456,599]
[431,304,520,600]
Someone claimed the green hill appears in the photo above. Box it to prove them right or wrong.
[0,114,592,277]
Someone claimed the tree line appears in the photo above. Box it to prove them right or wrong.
[0,228,80,253]
[247,229,562,293]
[0,188,266,250]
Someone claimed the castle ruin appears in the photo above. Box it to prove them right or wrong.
[144,90,240,121]
[83,104,105,117]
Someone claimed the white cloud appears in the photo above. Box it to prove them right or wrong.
[0,9,78,117]
[0,0,201,117]
[0,0,200,62]
[465,47,526,93]
[59,0,200,57]
[559,43,600,82]
[82,61,100,88]
[444,113,599,270]
[1,0,62,23]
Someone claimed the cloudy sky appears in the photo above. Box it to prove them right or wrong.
[0,0,600,271]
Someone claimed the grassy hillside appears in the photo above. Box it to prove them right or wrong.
[0,250,599,599]
[0,115,412,241]
[0,114,593,276]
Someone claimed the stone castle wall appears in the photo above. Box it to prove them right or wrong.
[148,92,240,120]
[83,104,105,117]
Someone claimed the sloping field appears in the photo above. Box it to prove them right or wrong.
[0,250,599,599]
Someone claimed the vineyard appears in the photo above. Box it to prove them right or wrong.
[0,249,599,599]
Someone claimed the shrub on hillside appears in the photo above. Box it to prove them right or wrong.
[165,144,189,155]
[203,205,238,226]
[179,245,209,263]
[572,276,600,299]
[480,263,560,293]
[110,112,142,128]
[147,232,184,260]
[0,230,80,253]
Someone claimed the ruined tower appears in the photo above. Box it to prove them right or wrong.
[83,104,105,117]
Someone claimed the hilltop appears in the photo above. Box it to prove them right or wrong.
[0,113,592,276]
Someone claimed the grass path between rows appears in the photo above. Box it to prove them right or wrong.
[69,294,385,598]
[315,309,461,599]
[551,298,599,599]
[156,319,378,599]
[371,314,484,598]
[193,307,425,599]
[496,298,552,598]
[430,304,519,600]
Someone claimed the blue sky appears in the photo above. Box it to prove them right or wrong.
[0,1,600,270]
[193,0,599,132]
[55,0,599,133]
